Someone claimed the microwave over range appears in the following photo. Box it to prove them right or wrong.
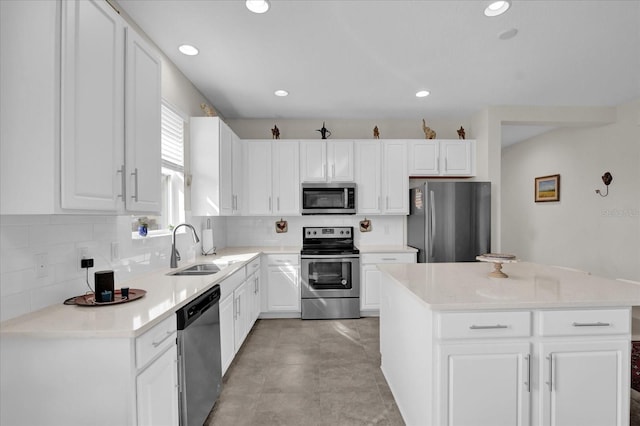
[301,183,356,215]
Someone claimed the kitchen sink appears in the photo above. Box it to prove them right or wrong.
[169,263,221,276]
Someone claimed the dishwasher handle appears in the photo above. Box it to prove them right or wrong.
[177,285,220,330]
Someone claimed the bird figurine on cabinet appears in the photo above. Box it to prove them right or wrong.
[316,122,331,139]
[457,126,466,140]
[200,103,216,117]
[271,125,280,139]
[373,126,380,139]
[422,119,436,139]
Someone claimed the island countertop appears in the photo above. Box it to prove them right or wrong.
[377,261,640,311]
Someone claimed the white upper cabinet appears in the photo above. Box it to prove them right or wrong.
[60,0,125,211]
[1,0,161,214]
[244,140,299,216]
[124,26,162,213]
[191,117,242,216]
[300,140,354,182]
[408,139,475,177]
[355,140,408,215]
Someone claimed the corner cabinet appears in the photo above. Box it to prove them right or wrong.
[191,117,242,216]
[300,140,354,182]
[354,140,408,215]
[1,0,161,214]
[243,140,299,216]
[408,139,475,177]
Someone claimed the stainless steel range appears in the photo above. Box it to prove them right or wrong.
[301,226,360,319]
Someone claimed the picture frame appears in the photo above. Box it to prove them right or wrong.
[535,174,560,202]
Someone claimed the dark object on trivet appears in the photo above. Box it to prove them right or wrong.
[94,270,114,302]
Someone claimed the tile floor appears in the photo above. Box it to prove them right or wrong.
[205,317,405,426]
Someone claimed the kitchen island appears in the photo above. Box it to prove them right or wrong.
[378,261,640,426]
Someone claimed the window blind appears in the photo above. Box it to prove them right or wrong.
[161,103,184,173]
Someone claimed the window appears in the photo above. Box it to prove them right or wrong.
[133,101,186,236]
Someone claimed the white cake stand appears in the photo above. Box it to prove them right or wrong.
[476,254,519,278]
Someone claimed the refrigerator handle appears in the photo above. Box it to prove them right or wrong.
[429,190,436,256]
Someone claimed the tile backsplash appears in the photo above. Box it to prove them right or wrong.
[0,215,200,322]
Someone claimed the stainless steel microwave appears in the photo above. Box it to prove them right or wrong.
[301,183,356,215]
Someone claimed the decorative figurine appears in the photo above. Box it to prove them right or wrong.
[422,119,436,139]
[316,122,331,139]
[373,126,380,139]
[271,125,280,139]
[457,126,466,140]
[200,103,216,117]
[275,218,288,233]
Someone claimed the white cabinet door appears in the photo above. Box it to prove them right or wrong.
[136,344,179,426]
[233,282,249,352]
[231,132,243,214]
[267,265,300,312]
[438,342,531,426]
[361,264,381,311]
[540,340,629,426]
[408,140,439,176]
[244,140,273,215]
[441,140,473,176]
[327,140,354,182]
[354,141,382,214]
[60,0,124,211]
[382,141,408,214]
[218,121,234,215]
[248,272,261,329]
[300,140,327,182]
[124,26,161,213]
[219,294,235,375]
[272,140,300,215]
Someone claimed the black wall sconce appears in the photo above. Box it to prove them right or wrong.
[595,172,613,197]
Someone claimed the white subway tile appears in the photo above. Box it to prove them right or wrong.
[0,292,31,322]
[0,225,29,250]
[29,223,93,246]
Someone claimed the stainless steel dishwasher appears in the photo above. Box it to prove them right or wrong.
[176,284,222,426]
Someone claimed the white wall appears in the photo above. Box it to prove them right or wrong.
[501,100,640,280]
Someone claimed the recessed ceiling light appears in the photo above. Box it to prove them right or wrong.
[274,89,289,97]
[498,28,518,40]
[416,90,430,98]
[246,0,270,14]
[484,0,511,17]
[178,44,199,56]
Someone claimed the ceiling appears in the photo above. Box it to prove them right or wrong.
[116,0,640,144]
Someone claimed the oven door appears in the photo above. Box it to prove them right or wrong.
[301,255,360,298]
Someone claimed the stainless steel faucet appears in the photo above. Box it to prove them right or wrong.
[170,223,200,268]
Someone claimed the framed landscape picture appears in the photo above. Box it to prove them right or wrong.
[535,174,560,202]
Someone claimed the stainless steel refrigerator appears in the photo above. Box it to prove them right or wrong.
[408,182,491,263]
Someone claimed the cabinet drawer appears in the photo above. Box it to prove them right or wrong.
[361,253,416,264]
[136,315,177,369]
[538,309,630,337]
[266,254,299,266]
[220,269,247,300]
[437,311,531,340]
[246,258,261,276]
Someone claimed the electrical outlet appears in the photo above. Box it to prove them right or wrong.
[35,253,48,278]
[77,247,88,271]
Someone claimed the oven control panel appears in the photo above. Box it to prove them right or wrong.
[303,227,351,239]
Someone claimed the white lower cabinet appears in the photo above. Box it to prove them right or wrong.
[540,340,629,426]
[246,259,261,330]
[433,309,631,426]
[437,342,531,426]
[136,345,179,426]
[233,281,249,353]
[262,254,300,315]
[219,293,236,375]
[135,315,179,426]
[360,252,416,314]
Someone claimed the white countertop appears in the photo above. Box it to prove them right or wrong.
[0,247,299,339]
[378,261,640,311]
[358,245,417,254]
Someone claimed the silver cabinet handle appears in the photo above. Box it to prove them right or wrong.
[381,258,397,261]
[332,164,335,178]
[572,321,611,327]
[268,196,272,211]
[469,324,508,330]
[117,165,125,199]
[526,354,531,392]
[130,168,139,201]
[152,330,174,348]
[277,197,280,211]
[445,157,448,172]
[546,354,554,390]
[386,196,389,209]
